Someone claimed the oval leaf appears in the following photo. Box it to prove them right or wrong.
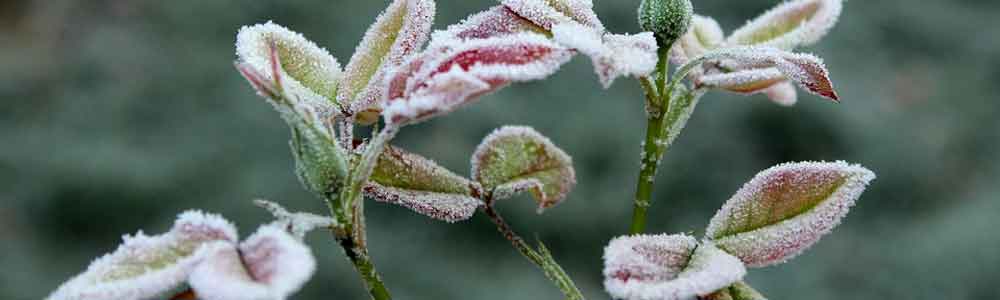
[366,144,482,222]
[471,126,575,212]
[603,234,746,300]
[705,161,875,267]
[47,211,238,300]
[501,0,604,32]
[339,0,436,122]
[726,0,843,50]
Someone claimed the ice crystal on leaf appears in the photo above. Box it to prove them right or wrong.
[694,47,839,101]
[254,199,337,239]
[500,0,604,32]
[471,126,575,212]
[552,23,659,88]
[727,0,843,50]
[339,0,436,124]
[603,234,746,300]
[382,33,573,125]
[705,161,875,267]
[365,144,482,222]
[439,6,546,40]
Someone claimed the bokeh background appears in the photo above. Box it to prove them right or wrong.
[2,0,998,299]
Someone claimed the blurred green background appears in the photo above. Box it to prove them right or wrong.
[2,0,998,299]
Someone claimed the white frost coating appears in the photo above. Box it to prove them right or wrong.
[189,226,316,300]
[236,22,342,120]
[340,0,436,116]
[365,183,482,223]
[439,5,542,40]
[697,68,785,94]
[705,161,875,267]
[501,0,604,31]
[383,33,573,124]
[669,15,724,67]
[552,23,658,88]
[254,199,337,239]
[727,0,843,50]
[763,81,799,106]
[603,234,746,300]
[698,47,839,101]
[470,126,576,212]
[46,211,238,300]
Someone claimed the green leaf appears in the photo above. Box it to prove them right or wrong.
[726,0,843,50]
[366,144,481,222]
[471,126,576,212]
[702,282,768,300]
[291,122,350,199]
[236,22,343,106]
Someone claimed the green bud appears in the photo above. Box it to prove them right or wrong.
[290,121,349,199]
[638,0,693,47]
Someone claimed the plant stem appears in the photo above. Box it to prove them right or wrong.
[483,204,584,300]
[630,47,672,234]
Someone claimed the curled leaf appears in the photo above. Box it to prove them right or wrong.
[603,234,746,300]
[727,0,843,50]
[339,0,436,123]
[471,126,575,212]
[439,5,546,40]
[236,22,342,115]
[46,211,238,300]
[694,47,839,101]
[500,0,604,32]
[705,161,875,267]
[188,226,316,300]
[552,23,659,88]
[365,145,481,222]
[382,32,573,125]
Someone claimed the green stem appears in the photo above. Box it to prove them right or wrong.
[483,204,584,300]
[630,47,672,234]
[334,229,393,300]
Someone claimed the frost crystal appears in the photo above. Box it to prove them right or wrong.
[727,0,843,50]
[603,234,746,300]
[471,126,576,212]
[382,33,573,125]
[438,5,545,40]
[705,161,875,267]
[254,199,337,239]
[339,0,436,122]
[696,47,839,101]
[552,23,659,88]
[366,144,482,222]
[500,0,605,32]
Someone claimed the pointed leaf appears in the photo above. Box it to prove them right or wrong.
[471,126,575,212]
[603,234,746,300]
[552,23,659,88]
[383,33,573,125]
[188,225,316,300]
[727,0,843,50]
[706,161,875,267]
[694,47,839,101]
[236,22,342,114]
[501,0,604,31]
[46,211,238,300]
[365,144,482,222]
[339,0,436,122]
[439,5,546,40]
[669,15,724,67]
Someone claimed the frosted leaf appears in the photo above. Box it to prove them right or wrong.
[188,226,316,300]
[603,234,746,300]
[705,161,875,267]
[253,199,337,239]
[236,22,342,119]
[669,15,724,67]
[500,0,604,32]
[46,211,238,300]
[383,33,573,125]
[763,81,798,106]
[365,144,482,222]
[697,68,785,94]
[727,0,843,50]
[439,6,546,40]
[471,126,575,212]
[289,120,349,198]
[552,23,658,88]
[339,0,436,123]
[697,47,839,101]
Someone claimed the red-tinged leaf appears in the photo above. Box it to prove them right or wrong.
[366,145,482,222]
[603,234,746,300]
[439,5,546,40]
[705,161,875,267]
[471,126,575,212]
[727,0,843,50]
[236,22,342,107]
[339,0,436,121]
[696,47,839,101]
[383,33,572,125]
[501,0,604,31]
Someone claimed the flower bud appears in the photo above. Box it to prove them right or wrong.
[638,0,693,47]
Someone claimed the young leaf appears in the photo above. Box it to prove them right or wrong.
[290,121,349,199]
[669,15,724,67]
[552,23,659,88]
[46,211,239,300]
[500,0,604,32]
[603,234,746,300]
[236,22,343,112]
[188,225,316,300]
[439,5,546,40]
[705,161,875,267]
[254,199,338,239]
[365,144,482,222]
[727,0,843,50]
[382,33,573,125]
[339,0,436,123]
[471,126,576,212]
[694,47,839,101]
